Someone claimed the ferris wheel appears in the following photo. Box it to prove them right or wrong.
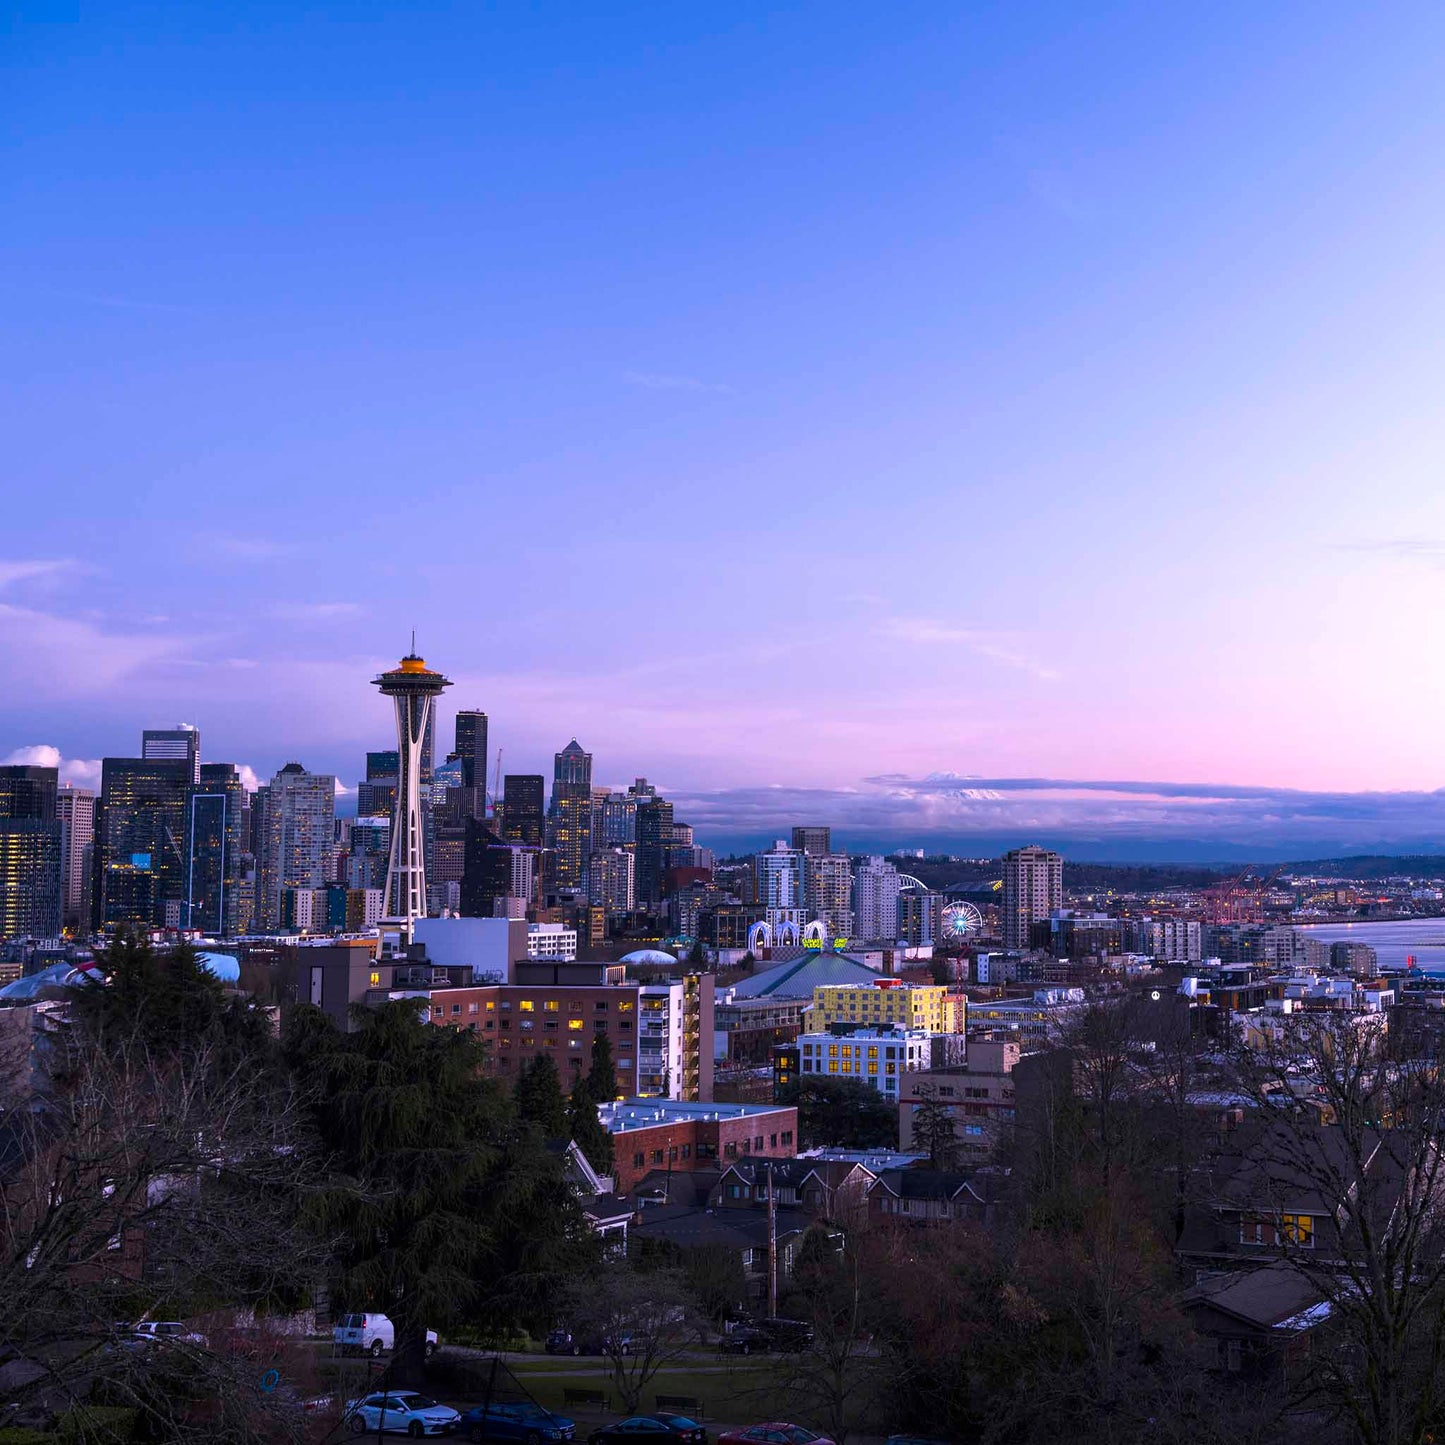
[941,901,984,939]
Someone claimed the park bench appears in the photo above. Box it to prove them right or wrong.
[563,1387,610,1409]
[654,1394,704,1420]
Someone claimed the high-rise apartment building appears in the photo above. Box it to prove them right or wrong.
[755,840,805,912]
[548,740,593,891]
[0,765,61,940]
[501,775,545,848]
[142,726,200,783]
[256,763,336,930]
[852,856,903,941]
[95,755,192,929]
[55,785,95,932]
[805,852,854,939]
[185,763,246,935]
[791,825,832,856]
[635,797,674,908]
[1001,845,1064,949]
[587,847,636,918]
[897,890,944,946]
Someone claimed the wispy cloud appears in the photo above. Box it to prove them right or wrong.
[198,535,295,561]
[269,602,364,622]
[873,616,1060,681]
[623,370,734,395]
[1337,539,1445,568]
[0,603,188,696]
[0,558,81,590]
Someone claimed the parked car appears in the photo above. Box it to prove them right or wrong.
[544,1329,618,1356]
[588,1419,704,1445]
[749,1318,813,1352]
[459,1401,575,1443]
[345,1391,460,1437]
[649,1415,706,1445]
[129,1321,207,1347]
[716,1427,836,1445]
[545,1330,583,1356]
[718,1328,768,1356]
[334,1314,439,1358]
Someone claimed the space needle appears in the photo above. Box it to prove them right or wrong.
[373,640,451,939]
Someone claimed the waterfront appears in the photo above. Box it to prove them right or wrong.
[1296,919,1445,974]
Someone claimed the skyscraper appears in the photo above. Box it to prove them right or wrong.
[95,755,191,929]
[142,726,201,783]
[593,791,637,848]
[459,820,537,917]
[357,750,399,819]
[55,785,95,932]
[548,740,593,891]
[805,851,854,939]
[454,710,489,791]
[588,847,636,918]
[185,763,246,935]
[635,797,674,908]
[852,856,903,941]
[755,840,805,911]
[791,825,832,856]
[1001,845,1063,949]
[256,763,336,930]
[372,649,451,933]
[0,765,61,940]
[501,775,545,848]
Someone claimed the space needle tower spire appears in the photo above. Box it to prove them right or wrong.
[373,642,451,939]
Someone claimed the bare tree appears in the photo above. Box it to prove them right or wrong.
[0,1034,326,1442]
[561,1263,697,1414]
[1220,1010,1445,1445]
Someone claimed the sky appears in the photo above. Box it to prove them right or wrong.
[6,2,1445,859]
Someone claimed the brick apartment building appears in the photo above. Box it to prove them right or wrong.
[600,1100,800,1194]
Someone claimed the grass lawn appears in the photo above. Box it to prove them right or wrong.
[503,1355,791,1425]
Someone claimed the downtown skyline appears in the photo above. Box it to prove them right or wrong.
[8,4,1445,857]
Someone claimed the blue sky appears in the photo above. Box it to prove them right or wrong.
[6,2,1445,857]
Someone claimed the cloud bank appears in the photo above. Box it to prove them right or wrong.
[665,774,1445,862]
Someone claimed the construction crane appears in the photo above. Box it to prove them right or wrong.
[488,748,503,817]
[1202,863,1288,925]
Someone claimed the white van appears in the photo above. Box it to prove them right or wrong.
[333,1314,437,1358]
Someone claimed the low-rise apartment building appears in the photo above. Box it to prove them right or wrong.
[601,1099,800,1194]
[796,1024,938,1099]
[804,979,951,1033]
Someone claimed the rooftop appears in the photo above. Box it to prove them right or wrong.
[600,1098,794,1133]
[728,951,879,1000]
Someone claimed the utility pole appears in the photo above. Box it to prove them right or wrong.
[767,1161,778,1320]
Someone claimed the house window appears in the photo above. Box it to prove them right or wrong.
[651,1150,664,1165]
[369,971,381,987]
[633,1152,645,1169]
[1281,1214,1314,1247]
[568,1019,584,1030]
[544,1000,559,1012]
[468,1003,478,1014]
[782,1131,792,1145]
[519,1000,534,1012]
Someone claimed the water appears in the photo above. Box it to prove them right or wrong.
[1295,920,1445,975]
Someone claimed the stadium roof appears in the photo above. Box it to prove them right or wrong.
[729,950,878,999]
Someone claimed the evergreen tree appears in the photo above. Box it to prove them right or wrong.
[71,930,274,1071]
[588,1033,619,1102]
[912,1089,961,1170]
[285,999,596,1377]
[514,1054,569,1138]
[568,1077,615,1178]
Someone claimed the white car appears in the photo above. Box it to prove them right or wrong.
[129,1321,207,1347]
[345,1391,460,1437]
[334,1313,438,1358]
